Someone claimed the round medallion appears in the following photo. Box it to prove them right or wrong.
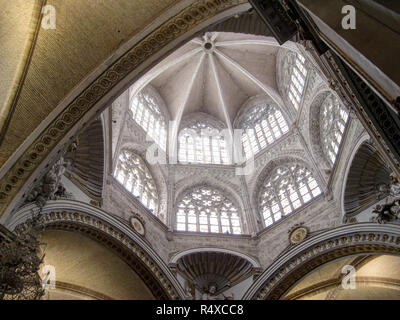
[130,216,145,236]
[289,226,308,245]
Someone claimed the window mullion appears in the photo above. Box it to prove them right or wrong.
[218,208,222,233]
[291,170,304,206]
[275,183,285,217]
[273,113,283,136]
[266,117,276,140]
[186,208,190,231]
[286,188,295,213]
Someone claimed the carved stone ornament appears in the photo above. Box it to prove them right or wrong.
[130,212,146,236]
[370,174,400,225]
[288,223,308,245]
[25,157,73,208]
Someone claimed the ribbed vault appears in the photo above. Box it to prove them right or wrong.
[344,142,391,216]
[66,118,104,201]
[127,31,299,156]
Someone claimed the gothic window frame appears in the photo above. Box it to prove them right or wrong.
[258,162,322,228]
[288,53,308,111]
[236,98,290,159]
[178,116,230,165]
[319,93,349,166]
[278,49,309,113]
[113,148,159,215]
[175,185,243,235]
[129,86,168,151]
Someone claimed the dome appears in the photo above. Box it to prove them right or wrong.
[108,30,336,231]
[114,32,309,166]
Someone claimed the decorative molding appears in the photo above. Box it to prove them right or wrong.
[7,200,188,300]
[288,223,308,245]
[169,247,261,268]
[243,223,400,300]
[51,281,114,300]
[130,211,146,237]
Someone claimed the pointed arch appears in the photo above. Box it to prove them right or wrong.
[174,184,243,235]
[276,48,309,112]
[309,90,349,168]
[114,148,159,216]
[235,95,290,159]
[128,85,168,151]
[254,157,322,228]
[178,113,230,165]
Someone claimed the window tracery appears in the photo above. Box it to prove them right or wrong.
[239,103,289,159]
[288,54,307,110]
[114,149,158,213]
[320,94,349,165]
[176,187,242,234]
[259,164,321,227]
[130,90,167,151]
[178,122,230,165]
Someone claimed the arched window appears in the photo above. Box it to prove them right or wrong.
[288,54,307,110]
[259,164,321,227]
[320,94,349,165]
[239,103,289,159]
[114,149,158,213]
[176,186,242,234]
[178,122,229,165]
[130,89,167,151]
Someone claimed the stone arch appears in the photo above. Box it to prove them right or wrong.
[180,112,227,132]
[276,45,308,116]
[174,174,242,210]
[112,145,167,222]
[308,89,347,170]
[251,156,324,228]
[169,247,261,269]
[243,223,400,300]
[128,84,171,122]
[6,200,187,300]
[173,177,248,234]
[234,94,292,129]
[248,147,311,197]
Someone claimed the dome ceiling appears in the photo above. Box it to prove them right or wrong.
[129,32,300,134]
